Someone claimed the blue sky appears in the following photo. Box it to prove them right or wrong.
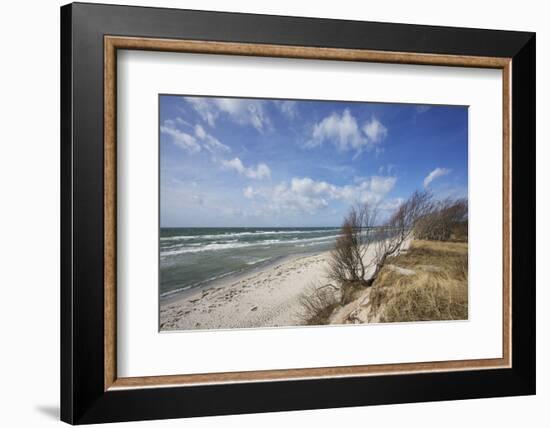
[160,95,468,227]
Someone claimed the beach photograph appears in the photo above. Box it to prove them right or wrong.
[159,95,468,332]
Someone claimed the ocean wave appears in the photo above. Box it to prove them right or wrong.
[297,239,335,247]
[162,239,237,251]
[246,257,272,265]
[160,269,240,298]
[160,228,339,242]
[159,284,194,298]
[162,242,253,256]
[161,234,340,257]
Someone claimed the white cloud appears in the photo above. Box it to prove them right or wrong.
[185,97,270,132]
[338,177,397,205]
[307,110,388,156]
[221,157,271,180]
[308,109,365,151]
[194,123,207,139]
[416,105,431,114]
[379,197,404,211]
[362,117,388,144]
[254,175,396,215]
[194,124,230,153]
[267,181,329,214]
[185,98,217,127]
[274,100,298,119]
[378,164,396,175]
[289,176,396,205]
[423,167,451,187]
[290,177,331,196]
[322,164,356,176]
[160,119,231,155]
[174,117,192,128]
[243,186,257,199]
[369,175,397,195]
[160,120,201,154]
[216,98,270,132]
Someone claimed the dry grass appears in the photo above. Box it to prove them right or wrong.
[298,283,340,325]
[370,240,468,322]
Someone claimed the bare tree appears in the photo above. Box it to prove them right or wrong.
[302,191,466,324]
[415,198,468,241]
[328,190,432,291]
[366,190,433,286]
[327,202,378,286]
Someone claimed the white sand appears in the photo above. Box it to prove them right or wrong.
[160,252,332,331]
[160,239,410,331]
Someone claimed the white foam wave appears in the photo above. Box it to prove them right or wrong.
[297,239,335,247]
[246,257,272,265]
[160,269,240,298]
[161,234,339,256]
[160,228,339,242]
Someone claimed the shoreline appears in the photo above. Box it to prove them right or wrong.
[160,250,322,305]
[159,238,411,331]
[160,250,334,331]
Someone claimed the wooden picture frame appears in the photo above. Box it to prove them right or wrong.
[61,2,535,424]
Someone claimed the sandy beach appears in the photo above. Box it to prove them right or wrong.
[159,238,410,331]
[160,251,333,331]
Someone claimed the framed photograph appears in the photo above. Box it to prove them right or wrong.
[61,2,535,424]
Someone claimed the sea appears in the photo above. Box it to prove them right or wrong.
[160,227,340,299]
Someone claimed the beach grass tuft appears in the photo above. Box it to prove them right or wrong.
[370,240,468,322]
[298,283,340,325]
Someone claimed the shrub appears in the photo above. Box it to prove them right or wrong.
[415,198,468,242]
[327,203,378,285]
[298,283,340,325]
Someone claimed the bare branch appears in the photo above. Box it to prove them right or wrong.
[367,190,433,286]
[327,202,378,286]
[414,198,468,241]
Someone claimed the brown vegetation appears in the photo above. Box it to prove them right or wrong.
[299,188,469,326]
[414,198,468,242]
[327,202,378,286]
[369,240,468,322]
[368,190,433,286]
[327,190,434,290]
[298,283,340,325]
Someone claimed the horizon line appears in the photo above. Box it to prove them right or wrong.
[160,225,341,229]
